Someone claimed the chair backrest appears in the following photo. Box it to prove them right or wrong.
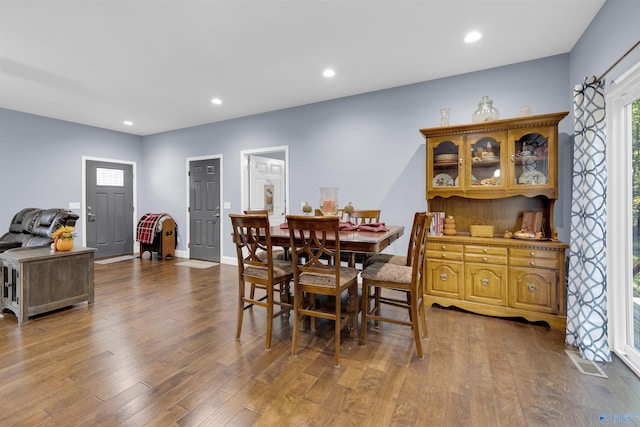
[229,213,274,277]
[286,215,342,286]
[405,211,427,266]
[411,213,434,291]
[351,209,381,224]
[244,209,269,215]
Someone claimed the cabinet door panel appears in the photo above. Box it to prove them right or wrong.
[465,263,507,306]
[509,267,557,313]
[508,126,557,192]
[468,131,507,189]
[426,260,463,299]
[427,136,463,194]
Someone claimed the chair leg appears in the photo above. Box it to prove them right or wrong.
[265,285,274,351]
[334,294,341,368]
[409,290,423,359]
[348,285,358,339]
[310,294,317,332]
[360,281,369,343]
[236,279,245,340]
[419,297,428,339]
[280,281,292,318]
[374,287,381,328]
[291,286,302,357]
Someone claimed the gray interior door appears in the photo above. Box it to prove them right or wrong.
[189,158,221,262]
[86,160,134,258]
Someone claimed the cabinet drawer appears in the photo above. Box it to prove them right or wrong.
[464,253,507,265]
[510,248,557,259]
[427,243,463,253]
[509,256,557,269]
[427,250,464,261]
[466,245,507,256]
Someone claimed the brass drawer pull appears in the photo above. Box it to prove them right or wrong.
[480,278,490,286]
[441,245,446,250]
[527,283,538,292]
[530,261,535,266]
[442,253,446,258]
[482,248,488,253]
[483,257,488,262]
[439,274,448,281]
[530,251,535,257]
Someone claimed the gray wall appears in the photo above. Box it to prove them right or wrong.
[0,108,143,240]
[141,54,570,261]
[1,0,638,262]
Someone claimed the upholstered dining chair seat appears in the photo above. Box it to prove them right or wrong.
[363,253,407,269]
[361,262,412,284]
[299,267,358,287]
[245,259,293,279]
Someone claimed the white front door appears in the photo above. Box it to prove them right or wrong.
[249,155,285,225]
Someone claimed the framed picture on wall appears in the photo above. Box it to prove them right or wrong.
[264,184,274,213]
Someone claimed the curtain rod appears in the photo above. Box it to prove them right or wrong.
[597,39,640,82]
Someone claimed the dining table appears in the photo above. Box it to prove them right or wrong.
[268,224,405,267]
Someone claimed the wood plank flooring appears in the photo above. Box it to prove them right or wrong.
[1,258,639,426]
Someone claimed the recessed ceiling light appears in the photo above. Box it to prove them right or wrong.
[123,120,133,126]
[211,98,223,105]
[464,31,482,43]
[323,68,335,78]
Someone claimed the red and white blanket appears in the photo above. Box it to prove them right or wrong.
[136,213,169,244]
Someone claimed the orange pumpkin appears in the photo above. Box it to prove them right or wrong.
[55,238,74,251]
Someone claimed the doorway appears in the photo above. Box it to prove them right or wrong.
[241,146,289,225]
[84,158,135,259]
[188,156,222,262]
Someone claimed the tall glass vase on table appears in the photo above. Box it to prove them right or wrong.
[319,187,339,216]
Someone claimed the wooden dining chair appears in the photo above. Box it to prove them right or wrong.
[243,209,286,300]
[342,209,381,268]
[362,211,429,326]
[286,215,359,367]
[350,209,381,224]
[360,212,433,359]
[364,211,427,269]
[230,213,293,351]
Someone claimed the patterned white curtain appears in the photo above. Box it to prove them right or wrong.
[566,77,610,362]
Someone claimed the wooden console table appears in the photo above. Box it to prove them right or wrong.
[1,246,95,323]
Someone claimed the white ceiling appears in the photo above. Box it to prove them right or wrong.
[0,0,605,136]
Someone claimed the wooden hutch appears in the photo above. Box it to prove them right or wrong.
[420,112,569,329]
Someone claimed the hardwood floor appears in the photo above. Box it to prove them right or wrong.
[1,258,639,426]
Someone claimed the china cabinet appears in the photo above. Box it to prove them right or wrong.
[420,112,569,329]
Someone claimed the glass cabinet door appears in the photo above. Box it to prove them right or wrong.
[510,130,550,188]
[468,131,506,188]
[428,136,462,190]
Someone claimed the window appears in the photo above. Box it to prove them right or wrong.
[607,62,640,376]
[96,167,124,187]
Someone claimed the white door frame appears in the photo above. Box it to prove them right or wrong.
[185,154,223,260]
[240,145,289,216]
[82,156,137,251]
